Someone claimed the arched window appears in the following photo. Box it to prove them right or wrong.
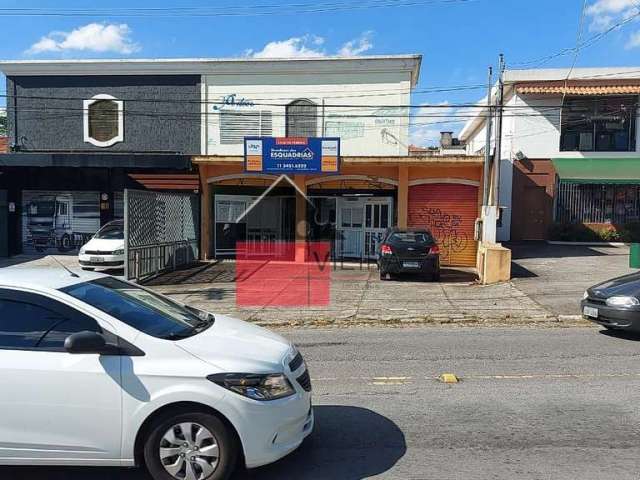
[83,94,124,147]
[286,99,318,138]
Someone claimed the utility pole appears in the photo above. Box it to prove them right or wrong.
[482,66,493,207]
[493,54,506,208]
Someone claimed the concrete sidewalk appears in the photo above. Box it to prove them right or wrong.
[149,262,555,327]
[1,243,633,327]
[510,243,634,317]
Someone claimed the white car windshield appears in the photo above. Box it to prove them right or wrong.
[60,277,213,340]
[94,223,124,240]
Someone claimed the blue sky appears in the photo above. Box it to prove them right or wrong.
[1,0,640,146]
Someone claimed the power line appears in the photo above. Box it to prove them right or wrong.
[0,0,476,17]
[2,91,630,111]
[510,2,640,68]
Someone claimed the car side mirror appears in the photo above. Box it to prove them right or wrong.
[64,331,110,354]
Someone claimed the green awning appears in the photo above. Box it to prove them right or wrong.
[552,157,640,184]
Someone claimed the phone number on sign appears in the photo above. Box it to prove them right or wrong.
[274,163,308,170]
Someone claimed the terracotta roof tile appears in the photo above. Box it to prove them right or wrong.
[516,81,640,95]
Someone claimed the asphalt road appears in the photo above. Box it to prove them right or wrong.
[3,325,640,480]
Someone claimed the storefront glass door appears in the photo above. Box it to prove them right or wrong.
[214,194,294,258]
[364,200,391,258]
[337,198,365,258]
[336,197,393,260]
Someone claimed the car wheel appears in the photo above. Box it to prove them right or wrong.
[144,412,237,480]
[379,270,387,280]
[81,267,94,271]
[431,271,441,282]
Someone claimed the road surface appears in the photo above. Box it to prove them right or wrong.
[3,325,640,480]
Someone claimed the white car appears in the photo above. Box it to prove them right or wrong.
[78,219,125,270]
[0,268,313,480]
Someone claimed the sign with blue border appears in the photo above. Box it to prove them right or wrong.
[244,137,340,175]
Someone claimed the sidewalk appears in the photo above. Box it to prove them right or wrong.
[149,262,557,327]
[2,244,631,328]
[510,242,634,317]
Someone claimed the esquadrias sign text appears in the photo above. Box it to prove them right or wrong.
[244,137,340,174]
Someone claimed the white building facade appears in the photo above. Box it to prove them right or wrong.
[460,67,640,242]
[201,56,419,157]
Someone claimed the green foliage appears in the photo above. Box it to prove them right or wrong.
[549,222,640,243]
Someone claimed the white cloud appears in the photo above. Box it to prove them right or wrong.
[246,31,374,58]
[245,35,326,58]
[27,23,141,55]
[586,0,637,17]
[626,30,640,47]
[586,0,640,45]
[338,31,374,56]
[410,102,461,147]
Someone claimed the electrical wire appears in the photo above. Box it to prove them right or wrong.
[510,1,640,68]
[0,90,630,111]
[0,0,476,17]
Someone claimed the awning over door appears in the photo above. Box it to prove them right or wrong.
[552,158,640,184]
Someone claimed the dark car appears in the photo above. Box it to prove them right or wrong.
[581,272,640,331]
[377,227,440,281]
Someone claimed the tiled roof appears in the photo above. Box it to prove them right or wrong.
[516,81,640,95]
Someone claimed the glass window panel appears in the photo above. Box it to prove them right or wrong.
[381,204,389,228]
[286,99,318,137]
[351,207,363,228]
[88,100,119,142]
[561,96,636,152]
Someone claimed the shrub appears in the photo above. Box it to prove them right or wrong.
[548,222,638,242]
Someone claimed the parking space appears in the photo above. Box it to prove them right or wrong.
[510,243,634,316]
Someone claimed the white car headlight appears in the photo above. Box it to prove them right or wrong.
[79,247,86,255]
[583,291,589,300]
[605,296,640,308]
[207,373,296,401]
[113,249,124,255]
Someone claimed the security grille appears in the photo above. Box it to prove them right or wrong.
[556,182,640,224]
[286,99,318,137]
[124,189,199,281]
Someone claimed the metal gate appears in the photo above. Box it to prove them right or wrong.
[124,189,199,281]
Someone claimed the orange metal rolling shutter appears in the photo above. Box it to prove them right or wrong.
[408,183,478,267]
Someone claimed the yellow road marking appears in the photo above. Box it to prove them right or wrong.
[440,373,459,384]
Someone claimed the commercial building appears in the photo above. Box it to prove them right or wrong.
[0,56,486,270]
[460,67,640,242]
[195,55,484,267]
[0,60,200,256]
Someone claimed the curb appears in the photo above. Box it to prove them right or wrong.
[252,315,592,329]
[547,241,628,247]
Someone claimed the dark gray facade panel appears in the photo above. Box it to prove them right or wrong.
[6,75,201,154]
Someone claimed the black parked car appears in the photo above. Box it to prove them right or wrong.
[581,273,640,331]
[377,227,440,281]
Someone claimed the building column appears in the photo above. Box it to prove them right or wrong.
[294,175,308,262]
[397,165,409,228]
[200,168,212,260]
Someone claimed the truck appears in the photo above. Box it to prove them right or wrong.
[26,194,95,253]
